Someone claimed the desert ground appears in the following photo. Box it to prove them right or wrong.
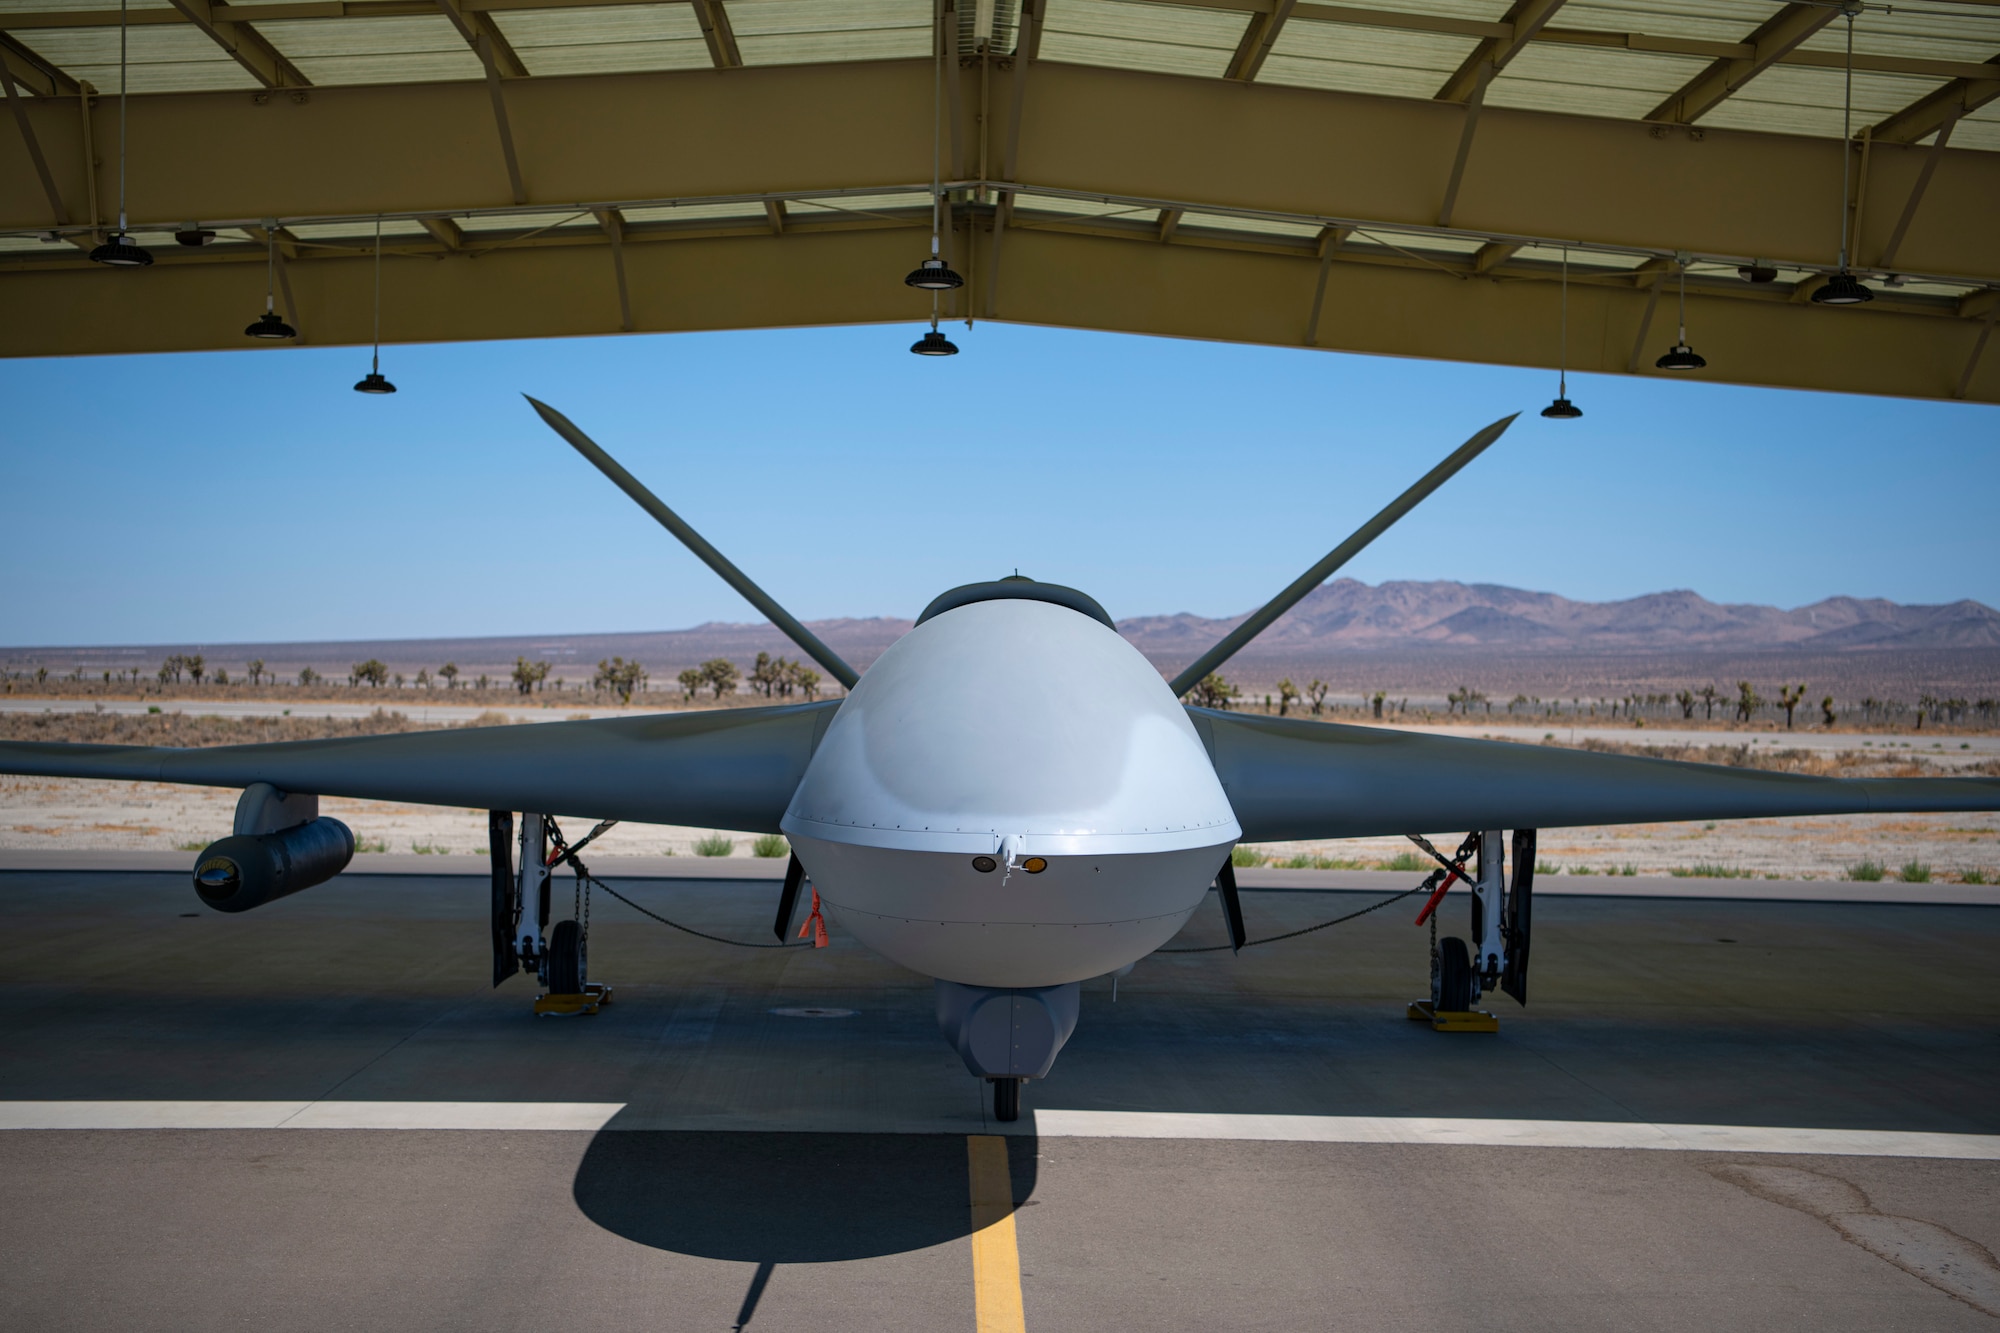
[2,699,1994,881]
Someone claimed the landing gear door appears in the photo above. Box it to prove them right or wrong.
[489,810,519,987]
[1500,828,1534,1006]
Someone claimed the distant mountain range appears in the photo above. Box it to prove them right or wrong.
[1115,580,2000,655]
[10,582,1998,683]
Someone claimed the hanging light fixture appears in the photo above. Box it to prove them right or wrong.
[88,0,151,268]
[354,216,397,393]
[244,228,296,339]
[1541,246,1583,419]
[1813,3,1873,306]
[903,4,963,293]
[1655,259,1707,370]
[910,323,959,356]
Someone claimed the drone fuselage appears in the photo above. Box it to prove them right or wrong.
[782,597,1240,987]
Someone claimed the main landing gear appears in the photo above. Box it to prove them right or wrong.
[1409,829,1534,1033]
[491,811,614,1016]
[990,1077,1023,1122]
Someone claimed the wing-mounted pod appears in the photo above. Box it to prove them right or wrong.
[191,782,354,913]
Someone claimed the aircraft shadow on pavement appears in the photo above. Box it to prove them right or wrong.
[571,1129,1035,1262]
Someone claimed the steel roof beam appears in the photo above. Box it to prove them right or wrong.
[1646,2,1838,126]
[164,0,310,90]
[689,0,742,69]
[0,33,78,98]
[1434,0,1566,104]
[1225,0,1295,82]
[434,0,527,77]
[1869,56,2000,146]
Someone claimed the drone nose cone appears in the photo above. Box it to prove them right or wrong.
[783,598,1238,856]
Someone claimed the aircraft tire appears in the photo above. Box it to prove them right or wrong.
[992,1077,1022,1123]
[1437,937,1474,1012]
[548,919,584,994]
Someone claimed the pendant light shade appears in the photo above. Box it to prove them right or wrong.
[905,257,964,290]
[1654,260,1706,371]
[911,329,959,356]
[1811,271,1874,305]
[92,0,149,269]
[353,215,396,394]
[1655,342,1707,371]
[175,227,216,247]
[89,233,152,267]
[1543,246,1582,419]
[246,229,294,341]
[1813,6,1873,310]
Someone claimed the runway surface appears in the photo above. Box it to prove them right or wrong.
[5,869,1999,1330]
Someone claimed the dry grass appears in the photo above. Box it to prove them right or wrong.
[1558,736,2000,780]
[0,708,516,748]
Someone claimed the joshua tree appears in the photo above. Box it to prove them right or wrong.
[415,668,431,690]
[1821,695,1837,728]
[1735,681,1761,723]
[511,657,550,695]
[677,667,704,702]
[185,654,206,686]
[1676,689,1696,719]
[1275,678,1301,718]
[1189,674,1238,710]
[593,656,646,704]
[792,664,822,701]
[1776,683,1807,729]
[700,658,740,699]
[298,666,320,686]
[439,663,460,690]
[1307,679,1330,716]
[1371,690,1386,720]
[246,659,265,686]
[1699,684,1718,720]
[352,659,390,688]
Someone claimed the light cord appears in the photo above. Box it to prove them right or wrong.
[1838,7,1855,272]
[931,2,943,256]
[116,0,128,232]
[371,214,383,373]
[1677,262,1688,342]
[264,229,275,313]
[1558,245,1569,395]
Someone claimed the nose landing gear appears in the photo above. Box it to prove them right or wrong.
[990,1077,1024,1123]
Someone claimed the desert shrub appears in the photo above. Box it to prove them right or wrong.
[1380,851,1428,872]
[1845,860,1885,882]
[1671,863,1752,879]
[1230,846,1267,868]
[694,834,735,858]
[1899,860,1932,883]
[1963,869,1989,885]
[752,833,789,858]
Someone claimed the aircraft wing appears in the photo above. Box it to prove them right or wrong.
[1191,708,2000,842]
[0,702,836,833]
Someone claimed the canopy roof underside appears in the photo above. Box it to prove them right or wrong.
[1,0,1996,401]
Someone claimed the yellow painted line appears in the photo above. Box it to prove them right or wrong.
[967,1134,1027,1333]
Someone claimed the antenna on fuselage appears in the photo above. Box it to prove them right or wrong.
[524,396,860,691]
[1166,414,1519,700]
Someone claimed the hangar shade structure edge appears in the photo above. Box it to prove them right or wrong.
[1,0,1996,400]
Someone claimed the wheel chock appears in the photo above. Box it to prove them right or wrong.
[1407,1000,1498,1032]
[535,983,614,1017]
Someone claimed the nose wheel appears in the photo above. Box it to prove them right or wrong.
[990,1077,1023,1123]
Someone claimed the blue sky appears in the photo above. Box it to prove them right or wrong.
[2,322,1995,646]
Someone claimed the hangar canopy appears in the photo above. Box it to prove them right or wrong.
[2,0,1996,400]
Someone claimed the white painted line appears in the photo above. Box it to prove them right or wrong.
[1026,1111,2000,1159]
[2,1103,1994,1158]
[0,1101,625,1131]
